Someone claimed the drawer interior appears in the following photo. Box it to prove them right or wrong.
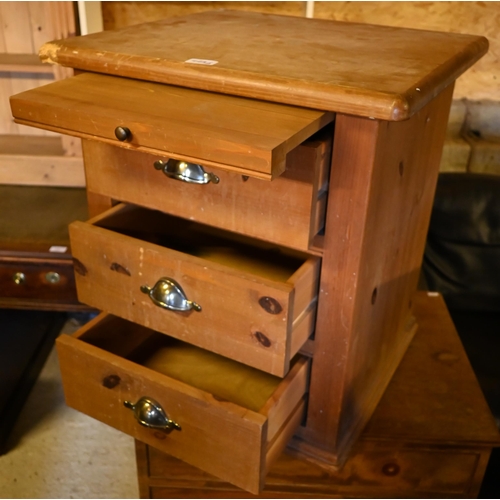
[75,314,306,416]
[58,313,310,493]
[91,204,311,283]
[80,315,288,413]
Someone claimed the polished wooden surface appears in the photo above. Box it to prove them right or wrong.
[56,314,309,494]
[10,72,333,180]
[0,185,89,311]
[37,10,487,120]
[134,293,500,498]
[99,2,500,102]
[81,127,332,251]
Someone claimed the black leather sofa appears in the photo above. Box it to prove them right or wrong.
[422,172,500,498]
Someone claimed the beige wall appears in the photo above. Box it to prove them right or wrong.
[314,2,500,103]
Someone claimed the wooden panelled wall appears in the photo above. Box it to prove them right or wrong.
[101,1,500,175]
[0,2,84,187]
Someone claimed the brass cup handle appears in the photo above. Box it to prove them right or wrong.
[140,277,202,312]
[13,272,26,285]
[153,159,219,184]
[124,397,181,432]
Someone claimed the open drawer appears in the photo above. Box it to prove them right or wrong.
[56,313,310,494]
[10,72,334,180]
[69,204,320,377]
[81,127,332,251]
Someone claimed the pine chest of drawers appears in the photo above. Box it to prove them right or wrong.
[10,10,490,494]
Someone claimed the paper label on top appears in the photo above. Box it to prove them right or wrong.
[185,58,219,66]
[49,245,68,253]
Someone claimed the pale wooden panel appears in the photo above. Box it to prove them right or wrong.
[0,54,52,73]
[0,2,45,136]
[0,1,79,160]
[101,1,308,30]
[46,2,75,82]
[314,1,500,102]
[0,154,85,187]
[0,7,15,135]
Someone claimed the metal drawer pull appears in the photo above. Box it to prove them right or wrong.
[114,126,131,141]
[153,159,219,184]
[124,397,181,432]
[140,277,202,312]
[13,272,26,285]
[45,271,61,284]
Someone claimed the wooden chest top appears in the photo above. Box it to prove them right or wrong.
[38,10,487,120]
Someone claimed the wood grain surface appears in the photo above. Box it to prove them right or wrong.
[81,127,332,251]
[133,292,500,499]
[56,313,309,493]
[69,204,320,376]
[295,84,456,465]
[10,72,333,179]
[37,10,487,120]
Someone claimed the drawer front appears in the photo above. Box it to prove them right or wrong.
[142,443,482,498]
[11,72,334,180]
[56,314,309,494]
[81,131,331,252]
[69,205,320,376]
[0,257,78,303]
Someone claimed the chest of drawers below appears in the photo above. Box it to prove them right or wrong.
[138,441,487,498]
